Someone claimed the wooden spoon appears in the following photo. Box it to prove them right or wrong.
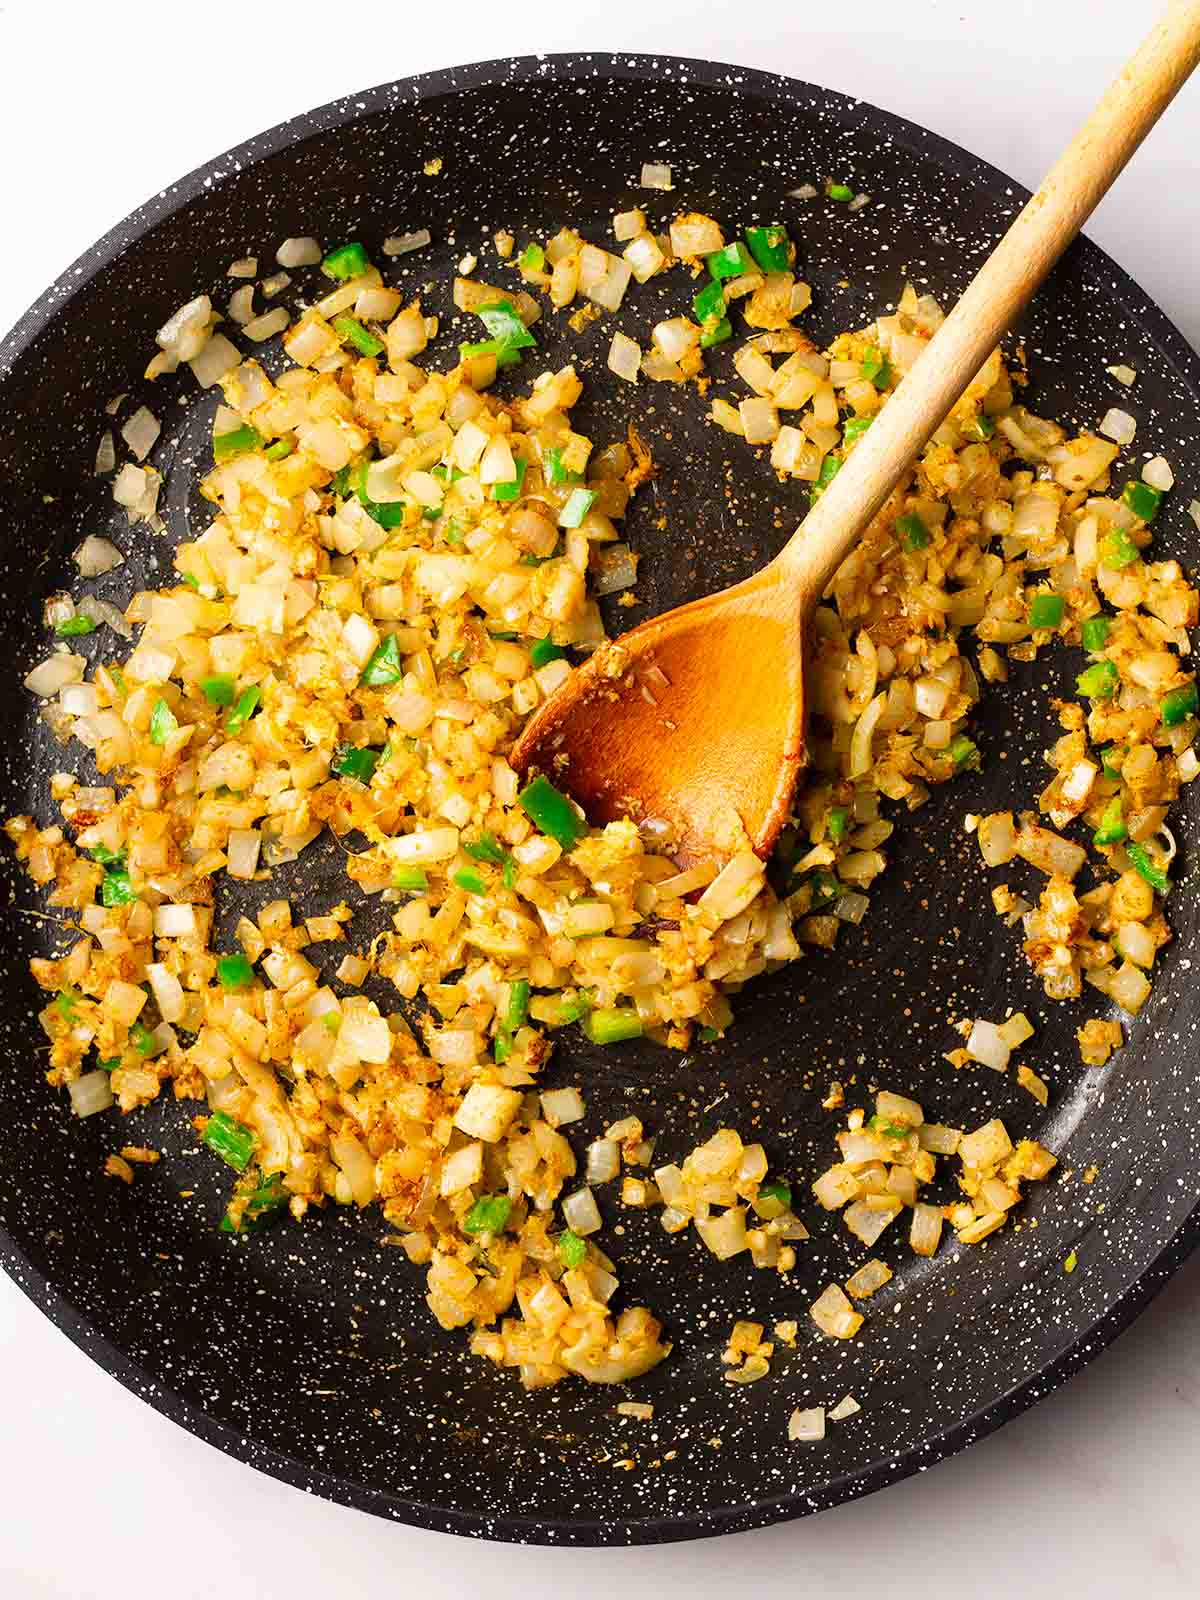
[512,3,1200,866]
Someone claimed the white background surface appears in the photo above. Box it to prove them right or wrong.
[1,1,1198,1595]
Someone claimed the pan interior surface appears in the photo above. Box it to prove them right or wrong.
[1,55,1199,1544]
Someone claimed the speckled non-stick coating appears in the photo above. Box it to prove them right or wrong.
[1,52,1198,1546]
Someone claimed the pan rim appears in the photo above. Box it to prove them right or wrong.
[2,47,1199,1547]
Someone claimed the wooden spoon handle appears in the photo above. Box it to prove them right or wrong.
[777,0,1200,602]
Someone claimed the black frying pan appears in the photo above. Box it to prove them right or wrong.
[2,53,1199,1546]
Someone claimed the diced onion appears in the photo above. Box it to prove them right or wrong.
[276,236,322,267]
[1143,455,1174,491]
[608,331,641,383]
[69,1070,114,1119]
[1099,407,1136,445]
[587,1139,620,1183]
[788,1407,825,1442]
[640,162,673,190]
[540,1087,586,1128]
[73,535,123,577]
[563,1186,602,1236]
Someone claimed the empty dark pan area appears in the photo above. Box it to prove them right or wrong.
[1,53,1198,1545]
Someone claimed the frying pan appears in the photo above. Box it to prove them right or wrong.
[2,51,1198,1547]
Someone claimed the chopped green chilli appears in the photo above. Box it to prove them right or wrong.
[950,735,980,770]
[828,805,850,841]
[463,832,506,864]
[826,181,854,201]
[1121,479,1163,522]
[1160,682,1198,726]
[557,1230,587,1268]
[1080,615,1111,653]
[519,242,545,271]
[460,338,522,370]
[1076,659,1119,699]
[129,1021,157,1057]
[1093,796,1127,847]
[1127,841,1170,894]
[1028,592,1066,630]
[809,455,842,503]
[706,241,756,281]
[583,1006,643,1045]
[962,414,996,441]
[699,317,733,349]
[1102,528,1140,569]
[861,347,892,389]
[149,697,178,745]
[744,225,790,273]
[264,437,294,462]
[361,635,403,687]
[842,416,874,444]
[216,953,255,990]
[55,615,96,637]
[204,1110,256,1170]
[321,241,369,280]
[558,488,596,528]
[491,459,528,502]
[692,280,726,324]
[334,315,385,357]
[452,867,487,896]
[200,674,237,706]
[518,775,585,851]
[224,685,262,733]
[213,423,262,462]
[88,844,125,867]
[332,745,381,783]
[101,869,137,907]
[543,446,582,485]
[530,637,567,668]
[896,512,930,552]
[464,1194,512,1235]
[221,1171,288,1233]
[391,866,429,892]
[478,300,537,352]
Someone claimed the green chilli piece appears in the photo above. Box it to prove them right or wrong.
[1028,592,1066,630]
[264,438,294,462]
[506,979,530,1032]
[97,1057,120,1073]
[826,181,854,201]
[128,1021,157,1057]
[55,988,79,1019]
[55,616,96,637]
[1121,480,1163,523]
[452,867,487,896]
[861,347,892,389]
[463,832,506,864]
[491,459,527,502]
[827,805,850,841]
[1080,614,1111,653]
[204,1110,255,1171]
[1102,528,1140,569]
[361,634,403,687]
[321,241,370,281]
[896,512,930,552]
[558,487,596,528]
[804,869,841,910]
[950,734,980,770]
[745,225,790,273]
[698,1025,720,1043]
[518,774,586,851]
[699,317,733,349]
[519,242,545,271]
[962,414,995,442]
[584,1006,644,1045]
[557,1230,587,1268]
[692,279,726,324]
[179,572,201,592]
[200,674,237,707]
[1127,841,1170,894]
[478,300,537,351]
[460,337,522,371]
[221,1171,288,1233]
[332,745,381,783]
[1093,796,1127,847]
[1160,681,1198,727]
[530,637,567,668]
[213,423,262,463]
[1076,659,1119,700]
[706,241,756,281]
[334,315,385,358]
[391,866,429,892]
[216,953,255,991]
[149,697,178,746]
[464,1194,512,1236]
[758,1179,792,1207]
[1100,745,1126,779]
[224,685,262,734]
[101,869,137,907]
[88,844,125,867]
[809,455,842,504]
[352,460,408,530]
[843,416,874,444]
[543,446,582,486]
